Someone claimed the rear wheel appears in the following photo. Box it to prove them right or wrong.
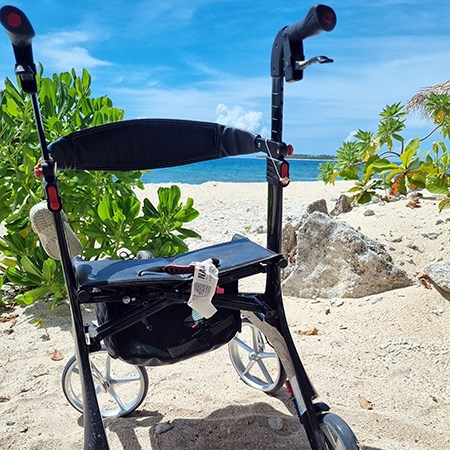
[318,413,360,449]
[228,318,286,394]
[61,346,149,418]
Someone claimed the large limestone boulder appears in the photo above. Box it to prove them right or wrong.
[282,211,413,298]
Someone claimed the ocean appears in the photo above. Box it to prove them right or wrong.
[142,157,328,184]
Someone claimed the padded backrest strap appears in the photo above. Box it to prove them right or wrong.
[48,118,260,171]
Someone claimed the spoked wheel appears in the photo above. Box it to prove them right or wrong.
[61,346,149,418]
[319,413,360,449]
[228,318,286,394]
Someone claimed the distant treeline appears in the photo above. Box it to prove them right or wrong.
[257,153,336,160]
[287,154,336,160]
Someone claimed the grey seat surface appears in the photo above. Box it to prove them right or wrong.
[74,237,280,289]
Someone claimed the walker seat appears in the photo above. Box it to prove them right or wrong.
[75,235,282,366]
[74,235,281,291]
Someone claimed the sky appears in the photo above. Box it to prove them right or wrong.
[1,0,449,156]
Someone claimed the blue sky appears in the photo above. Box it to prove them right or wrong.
[1,0,449,155]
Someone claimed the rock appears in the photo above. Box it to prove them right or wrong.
[268,416,283,430]
[281,222,297,259]
[423,262,450,293]
[281,199,328,259]
[330,298,344,307]
[330,194,352,216]
[421,232,441,240]
[431,306,445,316]
[301,199,328,220]
[282,212,413,298]
[363,209,375,217]
[154,422,174,434]
[371,295,383,304]
[255,225,266,234]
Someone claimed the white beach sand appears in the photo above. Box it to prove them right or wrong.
[1,180,449,449]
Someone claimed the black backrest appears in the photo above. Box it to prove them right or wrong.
[49,118,260,171]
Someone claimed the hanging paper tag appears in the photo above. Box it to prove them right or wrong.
[187,258,218,319]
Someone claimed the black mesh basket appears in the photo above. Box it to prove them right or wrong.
[95,301,241,366]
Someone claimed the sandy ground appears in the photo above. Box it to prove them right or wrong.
[0,180,449,450]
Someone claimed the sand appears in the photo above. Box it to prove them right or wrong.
[0,180,449,450]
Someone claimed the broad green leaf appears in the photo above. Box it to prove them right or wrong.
[143,198,159,218]
[426,176,450,194]
[21,256,43,278]
[177,228,201,239]
[17,286,50,305]
[97,196,112,221]
[400,138,420,167]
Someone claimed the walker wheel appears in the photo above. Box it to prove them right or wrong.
[61,346,149,418]
[228,318,286,394]
[319,413,360,449]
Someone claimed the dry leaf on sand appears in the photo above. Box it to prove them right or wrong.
[50,349,64,361]
[406,198,421,208]
[296,327,319,336]
[358,394,374,410]
[0,314,18,327]
[417,272,433,289]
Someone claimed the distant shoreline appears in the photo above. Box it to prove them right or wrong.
[256,155,336,161]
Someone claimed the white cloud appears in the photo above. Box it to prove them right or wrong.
[34,31,112,72]
[344,130,358,142]
[215,103,263,133]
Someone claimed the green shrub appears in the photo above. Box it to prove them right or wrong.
[319,95,450,211]
[0,67,199,308]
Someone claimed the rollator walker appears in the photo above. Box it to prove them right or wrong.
[1,4,360,449]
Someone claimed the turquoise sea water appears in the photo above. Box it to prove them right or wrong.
[142,157,328,184]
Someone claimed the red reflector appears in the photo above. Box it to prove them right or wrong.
[287,144,294,156]
[7,12,22,28]
[47,185,61,211]
[279,161,290,187]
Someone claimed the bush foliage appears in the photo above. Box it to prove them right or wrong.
[0,67,200,308]
[319,94,450,211]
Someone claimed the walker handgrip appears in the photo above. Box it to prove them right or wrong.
[0,5,35,49]
[283,4,336,41]
[1,6,37,93]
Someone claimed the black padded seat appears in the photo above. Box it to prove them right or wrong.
[74,236,281,290]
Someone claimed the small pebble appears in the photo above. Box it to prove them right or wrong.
[154,423,174,434]
[330,298,344,307]
[421,232,441,240]
[431,307,445,316]
[364,209,375,216]
[371,295,383,305]
[268,416,283,430]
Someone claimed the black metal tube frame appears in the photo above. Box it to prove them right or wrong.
[265,32,331,450]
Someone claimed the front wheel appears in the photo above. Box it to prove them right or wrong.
[61,347,149,418]
[319,413,360,449]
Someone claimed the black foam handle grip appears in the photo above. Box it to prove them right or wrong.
[284,4,336,41]
[0,5,35,48]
